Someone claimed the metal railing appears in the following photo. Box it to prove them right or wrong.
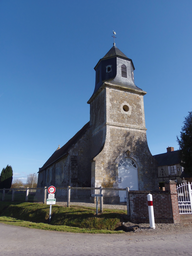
[177,182,192,214]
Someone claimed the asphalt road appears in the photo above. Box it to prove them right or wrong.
[1,223,192,256]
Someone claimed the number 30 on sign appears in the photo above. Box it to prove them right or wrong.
[48,186,56,194]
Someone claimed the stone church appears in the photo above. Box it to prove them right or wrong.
[37,43,158,202]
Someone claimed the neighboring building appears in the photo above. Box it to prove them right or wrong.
[153,147,183,188]
[37,43,159,202]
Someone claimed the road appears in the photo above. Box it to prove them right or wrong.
[1,223,192,256]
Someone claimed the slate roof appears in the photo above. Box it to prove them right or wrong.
[39,122,90,172]
[95,45,135,70]
[153,150,181,167]
[103,45,129,60]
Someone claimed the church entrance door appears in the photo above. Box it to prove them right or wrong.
[118,158,138,202]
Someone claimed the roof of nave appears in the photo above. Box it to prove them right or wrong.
[153,150,181,167]
[39,122,90,172]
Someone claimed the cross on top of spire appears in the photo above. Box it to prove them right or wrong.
[112,31,116,46]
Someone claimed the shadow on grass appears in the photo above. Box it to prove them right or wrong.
[0,202,127,230]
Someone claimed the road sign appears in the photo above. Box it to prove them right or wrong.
[48,193,55,199]
[47,185,56,221]
[47,189,56,204]
[48,185,56,194]
[47,198,56,205]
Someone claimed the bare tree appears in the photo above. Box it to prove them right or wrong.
[26,173,37,188]
[11,179,24,188]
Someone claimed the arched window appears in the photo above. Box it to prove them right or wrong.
[121,64,127,78]
[118,157,138,202]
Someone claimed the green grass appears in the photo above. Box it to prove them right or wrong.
[0,202,127,233]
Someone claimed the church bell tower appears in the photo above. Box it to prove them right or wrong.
[88,42,158,202]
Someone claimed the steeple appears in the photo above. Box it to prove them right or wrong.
[101,45,134,66]
[91,44,145,100]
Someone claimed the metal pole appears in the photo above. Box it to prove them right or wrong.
[100,186,103,213]
[96,196,98,215]
[49,205,52,222]
[126,187,129,215]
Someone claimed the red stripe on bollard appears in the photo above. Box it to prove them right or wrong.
[148,201,153,206]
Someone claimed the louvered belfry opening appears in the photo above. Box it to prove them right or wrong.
[121,64,127,78]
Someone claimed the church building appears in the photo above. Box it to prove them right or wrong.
[37,43,158,202]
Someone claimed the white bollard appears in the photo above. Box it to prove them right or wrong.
[147,193,155,229]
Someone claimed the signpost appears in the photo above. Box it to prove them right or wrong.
[47,185,56,222]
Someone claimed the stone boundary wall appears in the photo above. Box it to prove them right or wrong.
[129,181,180,223]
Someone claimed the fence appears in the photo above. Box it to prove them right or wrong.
[177,182,192,214]
[0,186,129,213]
[0,181,181,223]
[0,187,39,202]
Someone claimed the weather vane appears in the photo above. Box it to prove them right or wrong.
[112,31,116,46]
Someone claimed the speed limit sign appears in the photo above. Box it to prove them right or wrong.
[48,185,56,194]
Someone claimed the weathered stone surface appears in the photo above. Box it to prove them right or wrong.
[38,128,92,199]
[90,84,158,200]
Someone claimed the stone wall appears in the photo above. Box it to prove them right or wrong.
[38,127,92,194]
[107,87,145,129]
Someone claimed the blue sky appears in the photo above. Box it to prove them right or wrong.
[0,0,192,183]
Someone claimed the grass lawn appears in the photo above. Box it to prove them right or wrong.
[0,202,128,233]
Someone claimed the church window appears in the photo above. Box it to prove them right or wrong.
[123,105,129,112]
[121,102,131,116]
[118,158,137,169]
[106,65,112,73]
[121,64,127,78]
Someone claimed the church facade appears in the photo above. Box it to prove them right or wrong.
[37,44,158,202]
